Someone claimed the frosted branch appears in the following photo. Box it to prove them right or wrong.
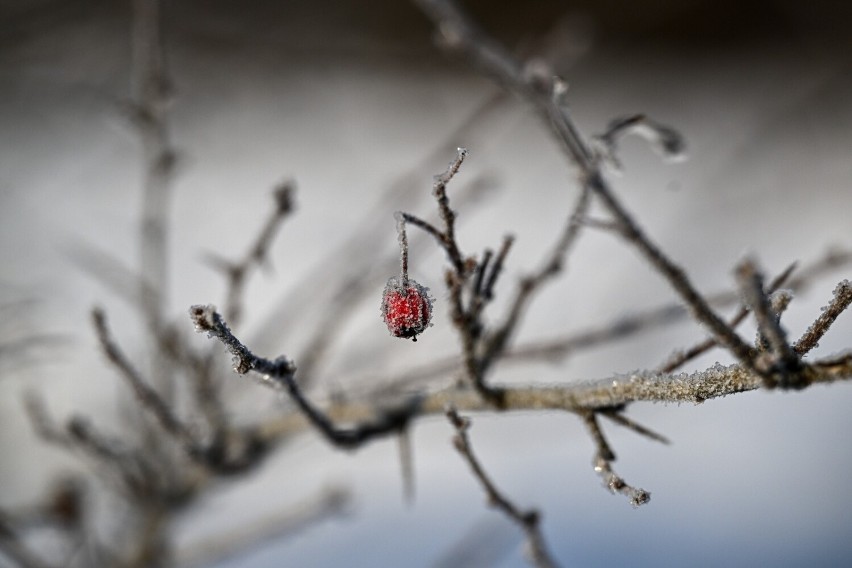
[794,279,852,355]
[446,408,559,568]
[414,0,756,373]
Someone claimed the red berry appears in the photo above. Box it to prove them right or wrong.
[381,277,432,341]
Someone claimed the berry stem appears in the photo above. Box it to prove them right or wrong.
[395,211,409,285]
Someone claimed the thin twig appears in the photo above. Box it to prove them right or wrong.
[428,148,469,274]
[482,235,513,300]
[204,182,295,327]
[91,308,200,456]
[735,259,802,388]
[190,305,417,449]
[395,211,410,283]
[794,279,852,355]
[599,409,670,445]
[131,0,174,335]
[399,149,512,404]
[176,487,350,568]
[659,261,798,373]
[482,182,591,369]
[446,408,559,568]
[24,394,154,498]
[583,413,650,507]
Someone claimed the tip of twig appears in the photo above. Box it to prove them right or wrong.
[273,180,296,214]
[189,304,218,332]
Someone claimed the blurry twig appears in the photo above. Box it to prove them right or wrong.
[24,394,157,499]
[130,0,175,336]
[0,532,53,568]
[177,486,350,568]
[91,308,200,455]
[203,182,295,327]
[446,408,559,568]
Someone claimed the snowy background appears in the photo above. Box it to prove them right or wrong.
[2,1,852,566]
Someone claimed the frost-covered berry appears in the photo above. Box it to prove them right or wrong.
[381,277,432,341]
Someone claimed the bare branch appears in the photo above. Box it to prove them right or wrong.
[92,308,200,455]
[482,235,513,300]
[190,305,415,449]
[592,114,687,172]
[583,413,650,507]
[794,279,852,355]
[421,147,470,274]
[25,394,154,498]
[446,408,559,568]
[659,261,798,373]
[176,486,350,568]
[204,182,295,327]
[255,352,852,447]
[414,0,756,371]
[599,409,670,445]
[735,259,803,388]
[505,249,850,368]
[482,182,591,369]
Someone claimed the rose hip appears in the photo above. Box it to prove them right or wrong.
[381,277,432,341]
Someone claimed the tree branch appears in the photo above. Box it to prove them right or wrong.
[446,408,559,568]
[192,306,852,447]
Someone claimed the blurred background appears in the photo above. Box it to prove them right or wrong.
[2,0,852,566]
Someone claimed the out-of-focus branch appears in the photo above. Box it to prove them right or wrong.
[24,394,155,498]
[176,486,351,568]
[131,0,174,335]
[91,308,201,455]
[203,182,295,327]
[0,532,53,568]
[446,408,559,568]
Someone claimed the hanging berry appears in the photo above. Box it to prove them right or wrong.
[381,277,432,341]
[382,212,433,341]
